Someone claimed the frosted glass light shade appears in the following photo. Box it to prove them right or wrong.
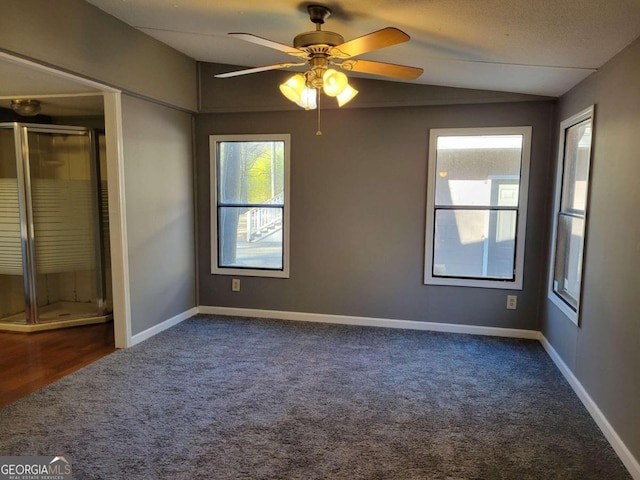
[337,84,359,107]
[322,69,348,97]
[296,87,317,110]
[11,99,41,117]
[279,74,306,103]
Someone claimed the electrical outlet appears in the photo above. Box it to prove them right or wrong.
[232,278,241,292]
[506,295,517,310]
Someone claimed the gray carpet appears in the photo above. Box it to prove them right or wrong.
[0,315,631,479]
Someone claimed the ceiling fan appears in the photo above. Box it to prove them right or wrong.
[215,4,423,125]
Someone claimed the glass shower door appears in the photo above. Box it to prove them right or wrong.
[26,127,104,322]
[0,128,27,324]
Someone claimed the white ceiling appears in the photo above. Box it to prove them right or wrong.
[85,0,640,97]
[0,55,105,117]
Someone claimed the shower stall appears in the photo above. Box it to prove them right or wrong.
[0,122,111,332]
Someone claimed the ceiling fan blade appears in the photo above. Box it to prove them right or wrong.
[214,62,306,78]
[338,59,423,80]
[229,33,307,58]
[330,27,410,59]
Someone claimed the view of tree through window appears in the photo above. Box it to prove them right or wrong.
[211,136,289,276]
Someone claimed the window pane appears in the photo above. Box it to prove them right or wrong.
[218,141,285,205]
[218,206,283,270]
[553,214,585,310]
[435,135,522,207]
[561,120,591,212]
[433,209,516,279]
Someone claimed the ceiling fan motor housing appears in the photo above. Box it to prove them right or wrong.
[293,31,344,49]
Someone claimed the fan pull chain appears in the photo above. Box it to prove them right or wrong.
[316,88,322,136]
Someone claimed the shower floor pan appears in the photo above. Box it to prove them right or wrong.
[0,302,112,333]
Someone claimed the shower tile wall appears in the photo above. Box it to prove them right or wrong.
[0,277,23,319]
[98,133,111,306]
[28,133,97,309]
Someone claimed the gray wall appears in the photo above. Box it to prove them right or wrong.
[541,38,640,464]
[196,99,555,330]
[122,95,196,335]
[0,0,197,111]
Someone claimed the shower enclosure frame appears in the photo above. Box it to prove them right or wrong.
[2,122,107,326]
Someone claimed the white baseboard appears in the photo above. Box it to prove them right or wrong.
[197,305,540,339]
[540,335,640,480]
[130,306,199,346]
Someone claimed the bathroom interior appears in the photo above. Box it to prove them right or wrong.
[0,92,112,333]
[0,55,118,408]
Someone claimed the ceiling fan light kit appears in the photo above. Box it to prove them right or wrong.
[279,67,355,111]
[216,4,423,133]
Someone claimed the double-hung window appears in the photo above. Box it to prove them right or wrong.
[210,134,290,278]
[548,107,594,324]
[424,127,531,289]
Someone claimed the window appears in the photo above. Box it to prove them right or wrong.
[548,106,594,324]
[210,134,290,278]
[424,127,531,289]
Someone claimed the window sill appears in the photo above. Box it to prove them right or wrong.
[424,275,522,290]
[211,267,289,279]
[547,290,579,325]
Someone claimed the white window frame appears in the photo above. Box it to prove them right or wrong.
[210,134,290,278]
[547,106,594,324]
[424,126,532,289]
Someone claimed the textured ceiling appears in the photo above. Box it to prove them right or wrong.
[84,0,640,96]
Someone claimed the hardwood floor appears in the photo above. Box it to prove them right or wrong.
[0,322,115,408]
